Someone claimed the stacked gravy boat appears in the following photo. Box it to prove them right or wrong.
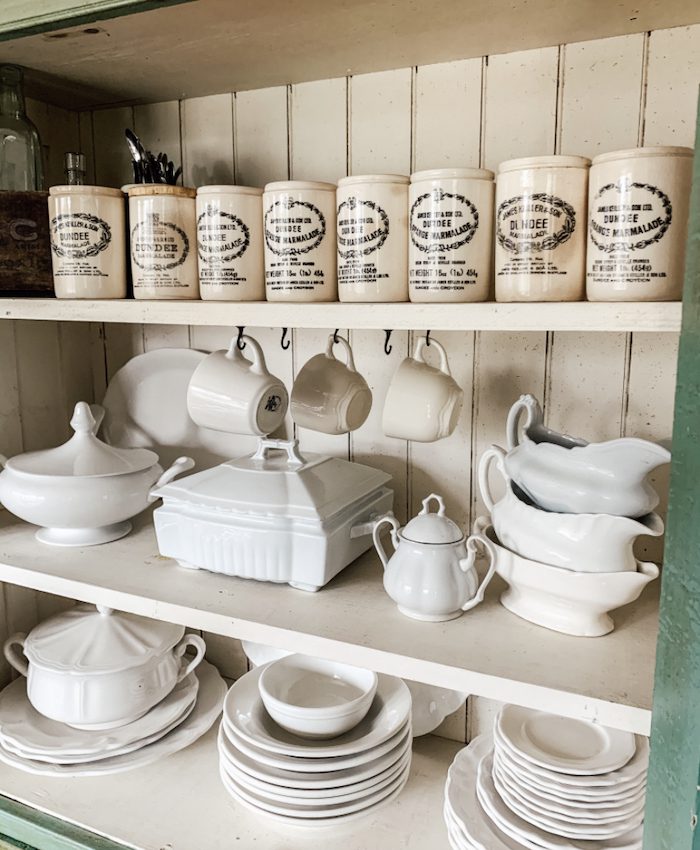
[471,394,669,637]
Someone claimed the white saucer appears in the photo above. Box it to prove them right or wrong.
[102,348,243,469]
[0,661,225,777]
[218,722,411,788]
[497,705,636,776]
[223,716,411,773]
[224,666,411,759]
[0,672,198,759]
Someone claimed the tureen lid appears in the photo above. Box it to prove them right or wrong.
[5,402,158,477]
[22,604,185,674]
[402,494,464,544]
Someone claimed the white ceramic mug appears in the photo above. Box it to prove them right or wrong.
[382,336,464,442]
[291,334,372,435]
[187,334,288,436]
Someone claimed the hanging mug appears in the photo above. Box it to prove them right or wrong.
[187,334,288,436]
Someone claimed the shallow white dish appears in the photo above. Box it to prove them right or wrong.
[218,723,411,788]
[0,660,225,777]
[497,705,636,775]
[471,521,659,637]
[102,348,243,469]
[225,666,410,758]
[0,671,197,760]
[258,655,378,740]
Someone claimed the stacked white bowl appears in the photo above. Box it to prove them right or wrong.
[471,393,669,636]
[217,654,413,826]
[444,704,647,850]
[0,605,226,776]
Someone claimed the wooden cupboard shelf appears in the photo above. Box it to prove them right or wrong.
[0,512,658,735]
[0,726,457,850]
[0,298,682,332]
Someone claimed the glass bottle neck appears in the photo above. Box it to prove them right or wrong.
[0,82,25,117]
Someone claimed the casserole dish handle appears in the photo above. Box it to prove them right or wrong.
[3,633,28,676]
[148,456,195,503]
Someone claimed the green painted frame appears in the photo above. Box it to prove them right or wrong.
[643,93,700,850]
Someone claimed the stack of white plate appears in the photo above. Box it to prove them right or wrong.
[444,705,647,850]
[218,665,413,826]
[0,661,226,776]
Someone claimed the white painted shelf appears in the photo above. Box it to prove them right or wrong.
[0,725,456,850]
[0,512,658,734]
[0,298,682,332]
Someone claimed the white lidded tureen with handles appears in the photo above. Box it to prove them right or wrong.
[3,604,206,729]
[373,494,496,621]
[0,401,193,546]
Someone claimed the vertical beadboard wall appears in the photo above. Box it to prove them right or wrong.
[1,24,697,737]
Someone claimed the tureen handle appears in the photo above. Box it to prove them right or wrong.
[477,445,509,513]
[173,634,207,683]
[148,456,195,503]
[372,513,401,569]
[3,633,28,677]
[459,535,497,612]
[505,394,542,449]
[420,494,446,516]
[252,438,306,467]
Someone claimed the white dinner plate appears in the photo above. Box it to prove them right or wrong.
[494,725,649,791]
[102,348,244,469]
[0,661,225,777]
[222,715,411,773]
[218,722,411,788]
[0,672,198,760]
[493,751,646,815]
[224,666,411,758]
[221,747,411,806]
[497,705,636,776]
[487,753,644,839]
[444,802,478,849]
[474,746,643,850]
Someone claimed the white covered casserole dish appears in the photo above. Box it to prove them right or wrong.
[151,438,393,591]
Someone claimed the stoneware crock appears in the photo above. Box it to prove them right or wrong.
[505,393,670,517]
[373,493,496,621]
[0,402,194,546]
[3,604,206,729]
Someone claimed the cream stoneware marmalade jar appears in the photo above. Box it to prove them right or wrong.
[586,146,694,301]
[128,185,198,299]
[263,181,337,302]
[49,186,126,299]
[336,174,409,302]
[409,168,495,302]
[196,185,264,301]
[495,156,590,302]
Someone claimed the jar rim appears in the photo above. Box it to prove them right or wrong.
[338,174,409,186]
[264,180,336,192]
[498,155,591,174]
[197,185,263,196]
[128,185,196,198]
[411,168,494,182]
[50,185,124,198]
[591,146,694,165]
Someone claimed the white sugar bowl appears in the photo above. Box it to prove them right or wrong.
[373,494,496,621]
[3,604,206,729]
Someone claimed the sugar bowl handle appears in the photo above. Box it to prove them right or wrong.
[372,513,401,569]
[459,534,497,612]
[3,633,28,677]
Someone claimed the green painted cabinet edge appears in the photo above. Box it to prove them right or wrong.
[643,91,700,850]
[0,0,190,41]
[0,796,129,850]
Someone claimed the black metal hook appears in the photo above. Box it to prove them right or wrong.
[280,327,291,350]
[426,329,432,346]
[333,328,340,345]
[236,326,246,350]
[384,329,393,355]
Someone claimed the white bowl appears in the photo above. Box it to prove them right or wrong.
[258,655,378,740]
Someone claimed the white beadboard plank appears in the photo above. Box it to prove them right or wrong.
[290,78,347,183]
[35,593,75,621]
[234,87,289,187]
[26,99,80,188]
[180,92,235,187]
[202,633,248,681]
[414,59,483,169]
[3,585,39,641]
[92,106,134,188]
[58,323,97,417]
[78,111,96,185]
[433,704,468,743]
[645,24,700,146]
[143,325,191,350]
[350,69,412,174]
[467,695,504,741]
[0,586,10,686]
[559,34,646,156]
[89,323,108,403]
[103,323,145,383]
[482,46,559,170]
[0,321,22,459]
[133,101,183,173]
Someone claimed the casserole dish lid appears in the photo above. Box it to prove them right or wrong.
[21,604,185,674]
[153,438,392,522]
[4,402,158,477]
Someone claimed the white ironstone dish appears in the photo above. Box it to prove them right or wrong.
[0,660,226,777]
[497,704,636,775]
[505,393,670,517]
[225,666,410,758]
[478,445,663,573]
[258,655,377,740]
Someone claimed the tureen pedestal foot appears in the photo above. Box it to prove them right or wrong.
[499,588,615,637]
[35,521,132,547]
[397,605,462,622]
